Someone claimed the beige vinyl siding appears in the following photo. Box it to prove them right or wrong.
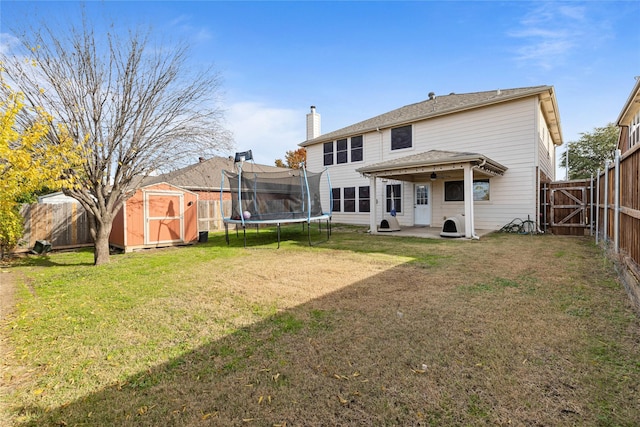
[537,106,555,180]
[307,136,377,225]
[410,98,538,229]
[305,96,549,230]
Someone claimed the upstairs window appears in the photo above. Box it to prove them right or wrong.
[351,135,363,162]
[323,142,333,166]
[391,125,412,150]
[336,139,348,164]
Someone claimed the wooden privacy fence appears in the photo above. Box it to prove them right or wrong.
[197,199,231,232]
[594,147,640,273]
[16,199,233,254]
[19,202,93,252]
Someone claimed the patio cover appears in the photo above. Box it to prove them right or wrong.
[356,150,507,238]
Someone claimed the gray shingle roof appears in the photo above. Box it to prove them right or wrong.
[356,150,507,176]
[143,156,286,191]
[301,86,556,146]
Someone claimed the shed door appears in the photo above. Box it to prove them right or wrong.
[414,183,432,225]
[144,191,184,245]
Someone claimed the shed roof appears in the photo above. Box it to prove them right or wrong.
[300,86,563,146]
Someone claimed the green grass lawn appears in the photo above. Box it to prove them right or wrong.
[1,227,639,426]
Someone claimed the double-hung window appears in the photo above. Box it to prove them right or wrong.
[332,188,341,212]
[323,142,333,166]
[351,135,363,162]
[336,139,348,164]
[343,187,356,212]
[385,184,402,213]
[358,186,370,212]
[391,125,412,150]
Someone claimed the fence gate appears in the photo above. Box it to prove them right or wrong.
[541,180,592,236]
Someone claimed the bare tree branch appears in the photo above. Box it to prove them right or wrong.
[1,13,233,264]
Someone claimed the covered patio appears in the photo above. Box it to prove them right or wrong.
[356,150,507,239]
[373,226,495,239]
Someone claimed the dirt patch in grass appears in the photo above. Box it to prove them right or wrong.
[1,266,23,427]
[2,231,640,426]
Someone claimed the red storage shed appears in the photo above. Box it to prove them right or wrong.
[110,182,199,252]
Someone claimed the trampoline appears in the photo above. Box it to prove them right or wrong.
[221,151,332,248]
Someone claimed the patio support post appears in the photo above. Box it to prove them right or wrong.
[369,176,378,234]
[463,163,475,238]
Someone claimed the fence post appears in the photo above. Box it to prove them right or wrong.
[595,170,600,244]
[603,161,609,244]
[614,150,621,253]
[589,174,594,236]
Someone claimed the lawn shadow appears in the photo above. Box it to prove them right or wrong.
[11,250,605,427]
[7,248,96,268]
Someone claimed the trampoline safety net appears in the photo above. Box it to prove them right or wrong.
[222,168,326,222]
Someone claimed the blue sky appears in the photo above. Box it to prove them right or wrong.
[2,1,639,173]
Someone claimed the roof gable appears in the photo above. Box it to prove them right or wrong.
[617,77,640,126]
[301,85,562,146]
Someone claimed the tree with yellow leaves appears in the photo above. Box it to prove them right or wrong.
[0,83,79,257]
[2,14,231,265]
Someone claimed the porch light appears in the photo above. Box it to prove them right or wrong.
[430,172,437,181]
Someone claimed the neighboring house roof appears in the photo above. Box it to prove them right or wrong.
[37,192,79,204]
[300,86,563,146]
[143,156,286,192]
[356,150,507,178]
[616,77,640,126]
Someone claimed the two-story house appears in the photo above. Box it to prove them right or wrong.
[300,86,563,237]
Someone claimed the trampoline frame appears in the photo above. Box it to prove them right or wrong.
[220,160,332,248]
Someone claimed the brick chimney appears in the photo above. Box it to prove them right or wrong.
[306,106,321,140]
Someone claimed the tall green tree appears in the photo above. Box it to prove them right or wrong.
[2,15,232,265]
[560,123,618,180]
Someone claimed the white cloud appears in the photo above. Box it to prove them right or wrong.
[167,15,213,44]
[0,32,20,54]
[226,102,305,166]
[508,3,596,70]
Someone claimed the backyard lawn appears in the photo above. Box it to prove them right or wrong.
[1,226,639,426]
